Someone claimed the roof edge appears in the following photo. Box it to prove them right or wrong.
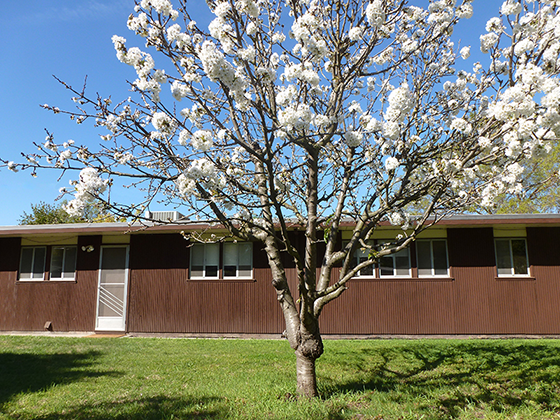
[1,213,560,237]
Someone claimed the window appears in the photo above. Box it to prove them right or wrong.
[349,243,410,278]
[19,245,77,281]
[495,238,529,276]
[190,242,253,279]
[50,246,77,280]
[19,247,46,280]
[379,248,411,277]
[416,239,449,277]
[352,247,374,277]
[223,242,253,278]
[191,243,219,278]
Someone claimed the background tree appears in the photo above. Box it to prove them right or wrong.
[3,0,560,397]
[492,143,560,213]
[18,200,123,225]
[18,201,85,225]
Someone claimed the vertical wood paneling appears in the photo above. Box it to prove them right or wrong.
[127,234,285,334]
[3,225,560,335]
[0,236,101,332]
[0,237,21,330]
[448,228,495,333]
[527,227,560,333]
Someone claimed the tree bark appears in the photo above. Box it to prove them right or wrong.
[293,314,323,398]
[296,350,319,398]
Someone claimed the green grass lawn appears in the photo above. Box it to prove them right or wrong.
[1,336,560,419]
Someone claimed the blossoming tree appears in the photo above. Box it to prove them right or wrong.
[4,0,560,397]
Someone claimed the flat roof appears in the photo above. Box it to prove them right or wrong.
[1,214,560,237]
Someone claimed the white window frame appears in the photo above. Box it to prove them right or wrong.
[190,242,253,280]
[49,246,78,281]
[379,247,411,278]
[416,239,449,277]
[190,243,220,279]
[349,242,411,278]
[18,246,47,281]
[223,242,253,279]
[352,247,375,277]
[495,238,530,277]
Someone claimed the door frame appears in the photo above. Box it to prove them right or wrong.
[95,245,130,332]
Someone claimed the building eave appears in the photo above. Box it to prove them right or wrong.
[1,213,560,238]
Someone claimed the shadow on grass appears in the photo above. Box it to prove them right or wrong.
[31,395,225,420]
[0,351,119,405]
[322,341,560,417]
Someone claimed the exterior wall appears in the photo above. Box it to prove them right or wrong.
[0,236,101,332]
[127,234,287,334]
[1,225,560,335]
[320,227,560,334]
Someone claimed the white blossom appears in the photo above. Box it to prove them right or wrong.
[151,112,176,135]
[456,3,473,19]
[501,0,522,16]
[385,156,400,171]
[348,26,364,41]
[191,130,214,151]
[480,33,499,53]
[514,38,535,55]
[385,84,413,123]
[64,168,109,217]
[365,0,385,28]
[486,17,503,32]
[450,118,472,134]
[344,130,363,148]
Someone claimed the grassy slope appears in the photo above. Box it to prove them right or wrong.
[1,336,560,419]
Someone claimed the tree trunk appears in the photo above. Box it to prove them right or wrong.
[293,321,323,398]
[296,350,319,398]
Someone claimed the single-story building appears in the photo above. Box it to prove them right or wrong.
[1,214,560,336]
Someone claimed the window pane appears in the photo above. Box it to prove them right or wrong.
[511,239,528,275]
[432,240,449,275]
[63,247,77,278]
[224,242,252,278]
[359,256,373,276]
[238,265,252,278]
[191,266,204,277]
[224,266,237,277]
[395,258,410,276]
[19,248,34,279]
[395,249,410,276]
[223,243,238,266]
[205,244,219,278]
[238,243,252,266]
[191,244,204,264]
[191,244,208,278]
[205,244,219,266]
[32,247,46,279]
[237,243,252,277]
[205,265,218,277]
[379,256,394,276]
[495,239,512,276]
[417,241,432,276]
[50,247,64,279]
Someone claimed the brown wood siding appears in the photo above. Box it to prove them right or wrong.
[3,225,560,335]
[0,237,22,330]
[320,227,560,335]
[527,227,560,333]
[127,234,286,333]
[0,236,102,332]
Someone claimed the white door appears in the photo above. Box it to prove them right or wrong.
[96,246,129,331]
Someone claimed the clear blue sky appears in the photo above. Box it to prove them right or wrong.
[0,0,497,226]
